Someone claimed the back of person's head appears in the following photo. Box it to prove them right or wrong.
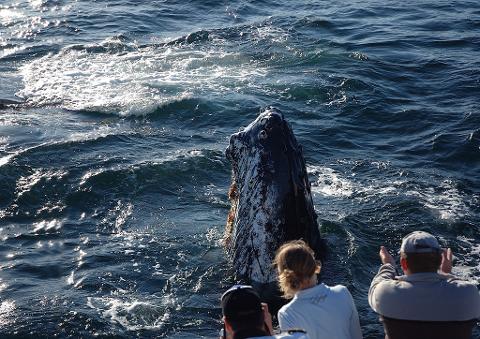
[400,231,442,273]
[221,285,265,336]
[274,240,320,298]
[400,252,442,273]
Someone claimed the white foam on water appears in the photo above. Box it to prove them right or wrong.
[308,164,399,199]
[309,164,472,222]
[0,136,8,150]
[309,165,355,197]
[87,296,172,331]
[0,153,15,167]
[18,36,268,116]
[406,180,470,221]
[350,51,369,61]
[28,0,47,9]
[325,92,347,106]
[67,124,122,143]
[205,227,222,246]
[253,24,291,44]
[454,236,480,283]
[0,281,7,293]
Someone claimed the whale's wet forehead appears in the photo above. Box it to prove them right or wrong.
[226,108,288,167]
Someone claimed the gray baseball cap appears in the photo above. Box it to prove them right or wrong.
[400,231,441,253]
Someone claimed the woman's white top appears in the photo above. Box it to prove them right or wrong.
[278,283,363,339]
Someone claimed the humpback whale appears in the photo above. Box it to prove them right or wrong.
[225,107,326,294]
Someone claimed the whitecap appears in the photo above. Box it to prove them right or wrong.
[87,296,171,331]
[406,180,470,221]
[308,165,355,197]
[17,36,267,116]
[0,153,15,167]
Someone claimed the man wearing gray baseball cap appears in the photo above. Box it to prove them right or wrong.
[368,231,480,339]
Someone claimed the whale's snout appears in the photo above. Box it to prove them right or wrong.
[259,107,284,130]
[226,107,288,165]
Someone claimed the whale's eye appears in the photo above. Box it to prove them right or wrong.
[259,130,267,140]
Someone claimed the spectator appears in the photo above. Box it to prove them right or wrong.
[274,240,363,339]
[369,230,480,339]
[220,284,309,339]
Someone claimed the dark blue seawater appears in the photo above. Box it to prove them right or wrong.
[0,0,479,337]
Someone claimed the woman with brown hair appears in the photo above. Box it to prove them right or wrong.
[274,240,362,339]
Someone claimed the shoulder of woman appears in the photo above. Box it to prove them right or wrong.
[278,301,292,316]
[326,284,350,295]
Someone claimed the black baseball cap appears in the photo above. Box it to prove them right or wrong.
[221,285,262,321]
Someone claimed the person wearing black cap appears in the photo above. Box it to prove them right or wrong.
[368,231,480,339]
[220,285,309,339]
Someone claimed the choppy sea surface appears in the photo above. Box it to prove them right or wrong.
[0,0,479,337]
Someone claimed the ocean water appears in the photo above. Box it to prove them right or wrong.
[0,0,479,337]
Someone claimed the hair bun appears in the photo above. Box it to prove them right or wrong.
[274,240,319,298]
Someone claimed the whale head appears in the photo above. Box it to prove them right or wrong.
[225,107,326,285]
